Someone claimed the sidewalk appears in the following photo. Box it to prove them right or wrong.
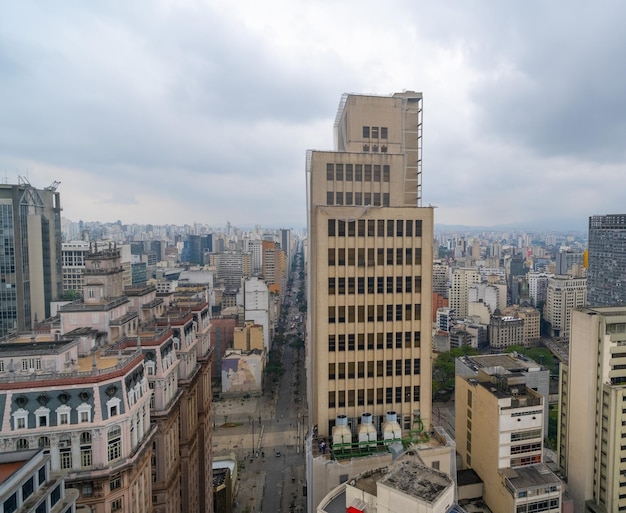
[212,393,278,513]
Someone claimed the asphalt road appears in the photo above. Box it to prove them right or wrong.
[213,254,307,513]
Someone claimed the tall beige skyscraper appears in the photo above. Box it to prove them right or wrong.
[306,91,433,447]
[559,306,626,512]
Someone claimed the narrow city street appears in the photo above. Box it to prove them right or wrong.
[213,251,306,513]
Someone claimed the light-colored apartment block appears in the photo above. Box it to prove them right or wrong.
[544,275,586,337]
[558,306,626,513]
[527,272,552,307]
[449,268,481,319]
[233,320,264,351]
[455,359,562,513]
[502,305,541,345]
[61,240,90,297]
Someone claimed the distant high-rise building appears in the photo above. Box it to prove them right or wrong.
[214,251,248,292]
[61,240,90,298]
[468,281,506,314]
[243,238,263,275]
[243,276,270,350]
[527,271,552,307]
[556,248,584,276]
[432,260,449,298]
[131,261,147,287]
[183,234,212,265]
[544,275,586,337]
[559,306,626,512]
[449,268,481,318]
[306,91,433,507]
[261,240,283,293]
[0,181,62,335]
[587,214,626,306]
[150,239,166,262]
[280,228,292,276]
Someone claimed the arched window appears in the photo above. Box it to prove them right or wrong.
[59,435,72,469]
[80,432,92,468]
[108,426,122,462]
[16,438,29,450]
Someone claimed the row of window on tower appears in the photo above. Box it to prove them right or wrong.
[328,219,422,237]
[328,358,420,380]
[363,126,388,139]
[327,191,390,207]
[327,163,390,182]
[328,248,422,266]
[328,386,420,409]
[328,331,421,351]
[328,303,421,323]
[329,276,422,295]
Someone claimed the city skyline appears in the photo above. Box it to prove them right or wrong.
[2,2,626,229]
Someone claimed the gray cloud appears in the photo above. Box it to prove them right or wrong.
[1,0,626,228]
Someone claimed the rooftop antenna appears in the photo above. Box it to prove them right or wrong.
[45,181,60,192]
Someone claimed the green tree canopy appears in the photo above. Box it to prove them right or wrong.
[504,345,556,374]
[432,346,480,395]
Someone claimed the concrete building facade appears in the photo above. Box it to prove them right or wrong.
[432,261,449,298]
[468,282,506,315]
[448,269,481,319]
[243,277,270,351]
[20,243,215,513]
[61,241,90,299]
[587,214,626,307]
[0,449,79,513]
[455,362,561,513]
[306,91,433,505]
[527,272,552,307]
[502,305,541,345]
[0,181,62,336]
[544,276,587,337]
[558,306,626,512]
[489,315,524,350]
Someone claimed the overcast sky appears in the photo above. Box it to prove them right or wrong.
[1,1,625,230]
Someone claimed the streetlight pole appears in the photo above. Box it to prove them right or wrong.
[250,417,255,458]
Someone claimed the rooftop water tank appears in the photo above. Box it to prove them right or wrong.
[332,415,351,450]
[358,412,377,448]
[382,410,402,441]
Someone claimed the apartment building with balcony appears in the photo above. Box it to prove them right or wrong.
[455,362,562,513]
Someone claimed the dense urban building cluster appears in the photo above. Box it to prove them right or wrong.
[3,92,626,513]
[306,91,626,513]
[0,179,298,513]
